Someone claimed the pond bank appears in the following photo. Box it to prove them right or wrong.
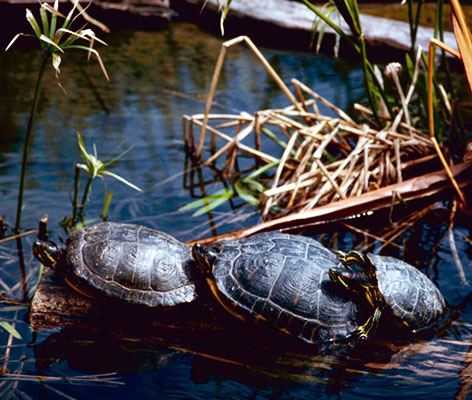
[171,0,457,59]
[0,0,458,59]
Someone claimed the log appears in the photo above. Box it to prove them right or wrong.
[29,268,227,332]
[30,268,310,352]
[174,0,458,57]
[30,269,326,377]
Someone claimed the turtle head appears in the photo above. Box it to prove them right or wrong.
[329,250,382,307]
[33,240,66,270]
[192,243,220,275]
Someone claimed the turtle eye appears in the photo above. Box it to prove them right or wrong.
[210,245,223,254]
[339,270,355,280]
[346,262,364,275]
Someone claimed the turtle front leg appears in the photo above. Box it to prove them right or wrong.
[352,308,382,341]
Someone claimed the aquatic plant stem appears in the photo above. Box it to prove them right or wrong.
[359,34,379,122]
[79,177,93,218]
[407,0,423,55]
[71,164,81,225]
[14,54,49,232]
[300,0,390,121]
[427,38,467,206]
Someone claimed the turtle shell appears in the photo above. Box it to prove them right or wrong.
[65,222,196,306]
[194,232,367,344]
[368,254,449,332]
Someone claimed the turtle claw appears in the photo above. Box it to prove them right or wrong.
[352,308,382,342]
[352,326,369,342]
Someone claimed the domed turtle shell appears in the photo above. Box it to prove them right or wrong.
[34,222,197,307]
[367,254,448,332]
[192,232,371,344]
[330,251,449,334]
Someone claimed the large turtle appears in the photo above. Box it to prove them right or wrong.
[329,251,450,337]
[192,232,377,344]
[33,222,197,307]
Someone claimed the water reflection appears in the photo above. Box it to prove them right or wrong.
[0,22,364,236]
[30,304,472,399]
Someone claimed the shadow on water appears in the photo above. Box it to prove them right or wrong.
[0,11,471,400]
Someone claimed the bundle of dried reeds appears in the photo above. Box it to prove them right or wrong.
[183,37,436,218]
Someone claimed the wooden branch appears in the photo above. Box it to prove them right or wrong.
[29,269,226,332]
[187,162,471,245]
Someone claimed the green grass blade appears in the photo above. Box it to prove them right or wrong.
[59,28,108,46]
[102,170,142,192]
[193,187,234,217]
[103,146,133,167]
[62,0,80,31]
[102,191,113,219]
[39,34,64,53]
[0,321,22,340]
[244,161,279,180]
[220,0,232,35]
[180,187,233,211]
[77,133,93,171]
[405,52,414,78]
[261,127,288,149]
[243,178,264,193]
[39,7,49,38]
[300,0,358,51]
[234,180,260,206]
[49,0,58,38]
[25,9,42,39]
[332,0,361,36]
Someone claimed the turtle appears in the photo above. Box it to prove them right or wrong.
[192,232,378,344]
[328,250,450,337]
[32,222,197,307]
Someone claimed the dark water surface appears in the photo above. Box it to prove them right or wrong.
[0,21,471,399]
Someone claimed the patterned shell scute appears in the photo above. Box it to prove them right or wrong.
[369,254,448,330]
[66,222,196,307]
[212,233,362,343]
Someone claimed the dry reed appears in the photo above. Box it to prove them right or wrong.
[184,36,438,219]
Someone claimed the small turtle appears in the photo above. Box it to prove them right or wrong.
[33,222,196,307]
[329,251,450,337]
[192,232,376,344]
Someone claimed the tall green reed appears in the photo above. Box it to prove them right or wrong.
[5,0,109,232]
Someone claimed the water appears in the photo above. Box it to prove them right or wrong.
[0,19,471,399]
